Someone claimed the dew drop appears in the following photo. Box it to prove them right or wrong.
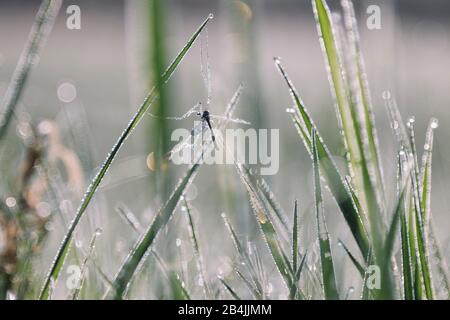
[431,118,439,129]
[75,239,83,248]
[382,90,391,100]
[57,81,77,103]
[95,228,103,236]
[208,13,214,19]
[273,56,281,65]
[36,202,51,218]
[406,116,415,128]
[5,197,16,208]
[286,108,295,113]
[176,238,182,247]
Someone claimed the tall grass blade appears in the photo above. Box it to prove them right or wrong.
[0,0,62,141]
[39,15,212,300]
[378,170,410,299]
[235,268,261,299]
[312,129,339,300]
[312,1,383,244]
[71,228,101,300]
[338,239,364,277]
[341,0,385,210]
[109,163,200,299]
[219,278,241,300]
[257,178,290,232]
[407,121,434,299]
[184,199,210,298]
[235,164,294,290]
[221,212,263,298]
[398,154,414,299]
[290,253,307,300]
[275,59,370,259]
[292,200,299,273]
[152,251,191,300]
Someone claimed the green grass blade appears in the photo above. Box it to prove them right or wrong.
[184,199,210,298]
[341,0,385,208]
[152,251,191,300]
[290,253,307,300]
[149,0,172,199]
[420,119,437,224]
[378,170,410,299]
[221,212,264,297]
[338,239,364,277]
[400,188,414,299]
[0,0,62,141]
[312,129,339,300]
[275,59,370,259]
[235,269,261,299]
[235,164,294,290]
[109,163,200,299]
[71,229,100,300]
[313,0,384,260]
[420,120,448,298]
[407,121,434,299]
[292,200,299,273]
[219,278,241,300]
[38,15,212,300]
[257,177,290,232]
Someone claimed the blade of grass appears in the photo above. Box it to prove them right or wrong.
[0,0,62,141]
[152,250,191,300]
[275,59,370,259]
[312,1,383,248]
[341,0,386,210]
[235,164,294,290]
[71,228,101,300]
[221,212,263,298]
[407,120,434,299]
[257,177,290,232]
[109,163,200,299]
[398,153,414,299]
[290,252,307,300]
[219,278,241,300]
[312,129,339,300]
[378,169,410,299]
[338,239,364,277]
[361,247,373,300]
[292,200,299,273]
[39,15,213,300]
[184,199,210,298]
[150,0,172,199]
[235,268,261,299]
[420,120,448,296]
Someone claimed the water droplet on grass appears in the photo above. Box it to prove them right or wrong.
[431,118,439,129]
[5,196,16,208]
[382,90,391,100]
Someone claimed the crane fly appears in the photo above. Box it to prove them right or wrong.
[148,27,249,160]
